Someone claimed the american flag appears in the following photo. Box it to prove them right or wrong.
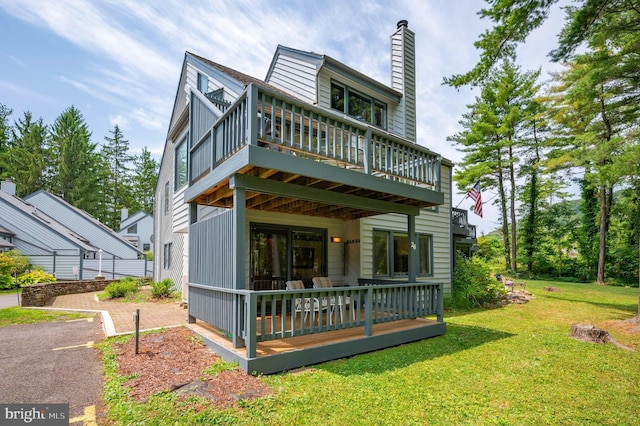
[467,181,483,218]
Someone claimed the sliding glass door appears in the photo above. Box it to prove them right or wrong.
[250,224,326,289]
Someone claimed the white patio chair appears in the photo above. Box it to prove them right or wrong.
[286,280,327,325]
[312,277,351,323]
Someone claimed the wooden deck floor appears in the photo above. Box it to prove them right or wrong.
[189,316,439,358]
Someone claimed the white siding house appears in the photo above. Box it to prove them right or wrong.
[118,210,154,252]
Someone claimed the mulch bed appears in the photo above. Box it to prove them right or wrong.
[113,327,271,408]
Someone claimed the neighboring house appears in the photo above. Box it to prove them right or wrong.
[154,20,475,373]
[0,224,17,252]
[452,207,478,263]
[10,187,151,279]
[0,180,98,279]
[118,208,154,253]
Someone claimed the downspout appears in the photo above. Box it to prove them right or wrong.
[79,250,84,280]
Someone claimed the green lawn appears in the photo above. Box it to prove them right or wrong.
[102,280,640,425]
[0,306,94,327]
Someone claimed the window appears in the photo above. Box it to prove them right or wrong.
[127,224,137,234]
[250,224,327,289]
[373,230,432,277]
[330,81,387,129]
[197,72,208,93]
[418,234,432,275]
[175,136,188,189]
[163,243,172,269]
[163,182,170,215]
[143,243,150,251]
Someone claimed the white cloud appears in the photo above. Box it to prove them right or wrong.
[109,114,130,130]
[0,0,565,234]
[130,108,165,131]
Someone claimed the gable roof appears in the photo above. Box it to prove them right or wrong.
[0,190,96,252]
[266,45,402,101]
[187,51,302,101]
[119,211,152,231]
[0,224,14,236]
[23,190,144,257]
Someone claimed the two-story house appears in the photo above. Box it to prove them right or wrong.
[118,208,154,253]
[154,21,474,374]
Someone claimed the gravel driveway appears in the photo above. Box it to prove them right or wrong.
[0,316,104,423]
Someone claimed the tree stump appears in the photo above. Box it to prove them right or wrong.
[570,324,611,344]
[570,324,635,351]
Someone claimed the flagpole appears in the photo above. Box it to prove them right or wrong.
[454,193,470,209]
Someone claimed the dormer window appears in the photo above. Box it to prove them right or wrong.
[331,81,387,129]
[197,72,208,93]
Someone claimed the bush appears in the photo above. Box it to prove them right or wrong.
[150,278,175,298]
[104,278,140,298]
[0,250,31,289]
[0,274,14,290]
[17,269,56,286]
[448,254,506,309]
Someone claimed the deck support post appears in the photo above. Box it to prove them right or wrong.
[245,293,257,358]
[232,185,247,349]
[436,282,443,323]
[408,214,417,283]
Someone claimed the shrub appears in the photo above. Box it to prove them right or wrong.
[17,269,57,286]
[104,279,140,298]
[0,274,14,290]
[150,278,175,298]
[448,254,506,309]
[0,250,31,289]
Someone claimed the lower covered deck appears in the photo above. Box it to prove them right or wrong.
[187,281,445,374]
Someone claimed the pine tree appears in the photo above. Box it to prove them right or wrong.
[102,125,134,230]
[48,106,106,220]
[2,112,49,196]
[130,147,158,215]
[449,61,541,272]
[0,103,12,177]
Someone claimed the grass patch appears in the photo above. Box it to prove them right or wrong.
[202,358,240,377]
[0,288,21,296]
[0,307,94,327]
[99,280,640,425]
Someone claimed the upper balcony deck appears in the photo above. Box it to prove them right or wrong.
[184,83,444,219]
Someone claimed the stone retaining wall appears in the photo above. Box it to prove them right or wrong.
[21,279,119,307]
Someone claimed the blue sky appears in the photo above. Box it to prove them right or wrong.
[0,0,566,234]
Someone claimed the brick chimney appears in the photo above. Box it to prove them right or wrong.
[391,20,416,142]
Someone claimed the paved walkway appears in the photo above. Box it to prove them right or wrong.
[0,292,20,309]
[49,291,188,336]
